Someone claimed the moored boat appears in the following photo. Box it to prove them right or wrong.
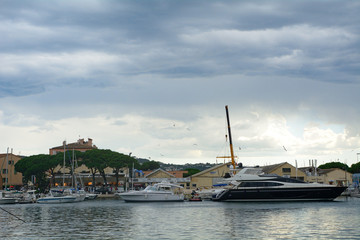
[213,105,347,202]
[212,167,347,201]
[118,182,184,202]
[37,188,84,204]
[0,191,17,204]
[17,190,38,204]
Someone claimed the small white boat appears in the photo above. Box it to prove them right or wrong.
[37,189,84,204]
[78,189,98,200]
[18,190,37,204]
[0,191,17,204]
[118,182,184,202]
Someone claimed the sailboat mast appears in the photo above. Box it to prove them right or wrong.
[225,105,236,169]
[63,141,66,186]
[5,147,9,190]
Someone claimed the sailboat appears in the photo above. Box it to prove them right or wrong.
[212,105,347,201]
[37,142,85,204]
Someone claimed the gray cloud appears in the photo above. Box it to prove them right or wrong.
[0,0,359,165]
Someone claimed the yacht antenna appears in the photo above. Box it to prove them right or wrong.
[225,105,236,169]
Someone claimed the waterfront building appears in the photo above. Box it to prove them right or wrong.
[299,167,352,186]
[50,138,128,188]
[132,168,190,189]
[189,163,233,189]
[141,169,188,179]
[262,162,307,181]
[49,138,97,155]
[0,153,23,189]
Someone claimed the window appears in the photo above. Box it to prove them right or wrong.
[192,184,197,188]
[282,168,291,173]
[2,169,8,174]
[239,182,283,187]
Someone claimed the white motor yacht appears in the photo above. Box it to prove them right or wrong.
[118,182,184,202]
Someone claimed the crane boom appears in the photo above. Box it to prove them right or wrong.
[225,105,236,169]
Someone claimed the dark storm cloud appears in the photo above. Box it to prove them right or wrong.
[1,0,359,93]
[0,0,360,164]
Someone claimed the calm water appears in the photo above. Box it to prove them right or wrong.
[1,197,360,240]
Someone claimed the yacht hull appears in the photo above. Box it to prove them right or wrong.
[213,186,347,201]
[0,198,17,204]
[119,192,184,202]
[37,196,77,204]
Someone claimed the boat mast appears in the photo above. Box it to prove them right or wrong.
[5,147,9,190]
[225,105,236,169]
[63,141,66,186]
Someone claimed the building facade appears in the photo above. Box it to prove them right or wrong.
[190,163,233,189]
[0,153,23,189]
[131,168,190,190]
[49,138,97,155]
[262,162,307,181]
[300,167,352,186]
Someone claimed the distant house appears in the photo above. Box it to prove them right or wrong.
[132,168,190,189]
[262,162,352,185]
[190,163,233,189]
[142,169,188,179]
[49,138,97,155]
[261,162,307,181]
[0,153,23,189]
[299,167,352,186]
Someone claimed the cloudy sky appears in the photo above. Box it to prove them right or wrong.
[1,0,360,167]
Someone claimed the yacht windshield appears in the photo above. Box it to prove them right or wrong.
[145,186,157,191]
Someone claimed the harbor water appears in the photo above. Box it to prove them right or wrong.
[1,197,360,240]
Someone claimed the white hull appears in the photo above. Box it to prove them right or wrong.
[120,192,184,202]
[85,193,98,200]
[0,191,17,204]
[37,195,78,204]
[119,181,184,202]
[0,198,17,204]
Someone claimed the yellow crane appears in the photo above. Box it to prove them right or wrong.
[216,105,237,170]
[225,105,236,169]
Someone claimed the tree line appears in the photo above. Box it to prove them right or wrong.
[318,161,360,173]
[14,149,161,192]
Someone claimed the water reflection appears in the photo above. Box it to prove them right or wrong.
[1,198,360,240]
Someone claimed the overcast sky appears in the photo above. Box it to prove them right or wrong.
[1,0,359,167]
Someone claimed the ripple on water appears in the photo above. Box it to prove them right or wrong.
[1,198,360,240]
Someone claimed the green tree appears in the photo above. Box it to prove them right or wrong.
[318,162,349,171]
[107,151,137,188]
[47,152,65,186]
[349,162,360,173]
[15,154,61,191]
[82,149,109,186]
[183,168,201,177]
[139,160,160,171]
